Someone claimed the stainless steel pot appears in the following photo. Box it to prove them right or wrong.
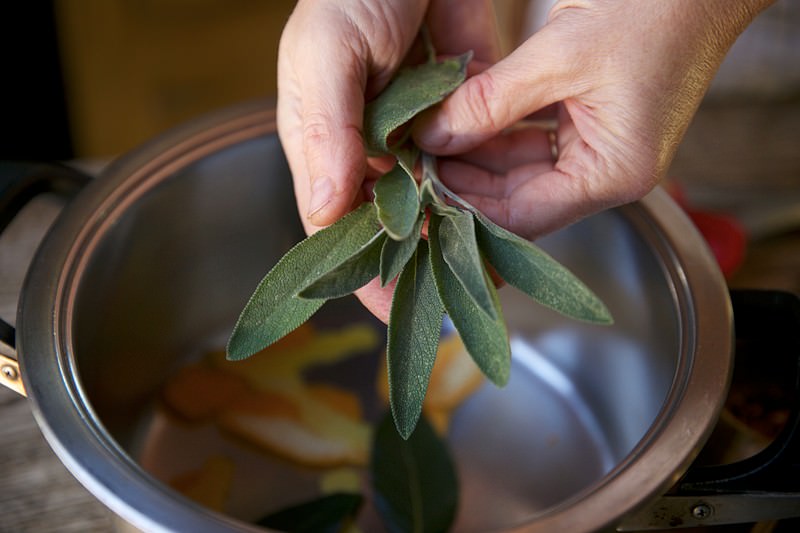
[1,101,798,532]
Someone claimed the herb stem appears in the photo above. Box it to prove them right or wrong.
[421,152,474,212]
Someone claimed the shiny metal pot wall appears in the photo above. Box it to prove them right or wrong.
[4,102,735,532]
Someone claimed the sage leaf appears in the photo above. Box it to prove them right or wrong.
[421,151,472,212]
[380,213,424,287]
[419,175,460,217]
[438,210,497,319]
[299,230,387,299]
[429,215,510,386]
[256,492,363,533]
[387,240,444,439]
[227,203,381,360]
[371,412,458,533]
[393,144,420,178]
[363,52,472,154]
[374,163,420,241]
[474,212,613,324]
[418,178,439,209]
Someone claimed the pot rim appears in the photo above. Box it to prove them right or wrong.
[16,99,733,533]
[509,192,734,531]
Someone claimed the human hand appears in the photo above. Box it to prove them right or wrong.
[277,0,770,322]
[277,0,502,322]
[412,0,774,239]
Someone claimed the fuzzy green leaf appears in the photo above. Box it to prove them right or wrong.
[474,212,613,324]
[371,412,458,533]
[374,163,420,240]
[438,210,497,319]
[419,176,460,217]
[256,492,363,533]
[421,151,472,212]
[364,52,472,154]
[387,240,444,439]
[380,214,424,287]
[429,215,510,386]
[393,144,420,178]
[226,203,381,360]
[298,230,387,299]
[418,178,439,209]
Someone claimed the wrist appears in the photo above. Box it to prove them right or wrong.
[681,0,776,52]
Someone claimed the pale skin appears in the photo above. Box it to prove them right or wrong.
[277,0,774,322]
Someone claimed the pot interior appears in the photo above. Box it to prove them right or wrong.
[64,124,691,531]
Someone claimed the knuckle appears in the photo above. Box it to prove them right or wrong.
[458,73,503,133]
[302,112,334,147]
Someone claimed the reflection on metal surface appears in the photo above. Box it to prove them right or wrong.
[511,338,616,473]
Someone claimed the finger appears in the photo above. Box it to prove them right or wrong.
[438,159,555,200]
[445,125,555,174]
[277,32,368,230]
[463,116,627,238]
[296,39,370,227]
[445,108,604,238]
[461,162,621,241]
[414,27,570,155]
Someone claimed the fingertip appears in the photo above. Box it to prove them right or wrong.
[306,172,369,227]
[412,89,496,155]
[307,175,335,219]
[306,183,348,227]
[304,124,366,226]
[307,207,341,227]
[412,111,453,153]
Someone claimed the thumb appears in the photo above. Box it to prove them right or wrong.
[300,73,368,227]
[278,13,370,228]
[413,32,569,155]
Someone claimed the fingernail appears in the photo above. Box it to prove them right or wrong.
[308,176,334,218]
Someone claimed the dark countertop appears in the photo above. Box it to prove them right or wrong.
[1,100,798,532]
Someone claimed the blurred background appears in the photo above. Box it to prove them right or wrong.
[1,0,798,159]
[2,0,296,160]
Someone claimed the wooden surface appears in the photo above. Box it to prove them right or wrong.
[1,100,798,532]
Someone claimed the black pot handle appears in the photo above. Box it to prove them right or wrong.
[0,161,91,349]
[619,289,800,529]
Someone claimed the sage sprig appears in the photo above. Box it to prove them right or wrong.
[227,46,612,439]
[374,163,420,240]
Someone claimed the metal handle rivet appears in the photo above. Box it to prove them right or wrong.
[691,503,712,520]
[1,364,19,381]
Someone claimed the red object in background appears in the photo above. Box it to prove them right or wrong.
[686,210,748,279]
[666,182,748,280]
